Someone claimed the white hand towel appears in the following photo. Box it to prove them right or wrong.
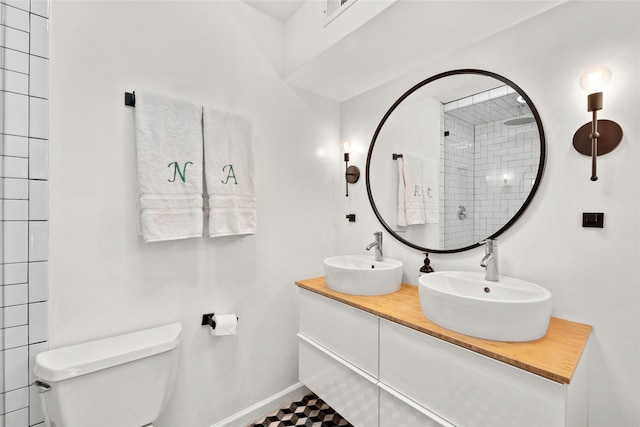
[203,107,256,237]
[403,154,426,225]
[397,158,408,226]
[422,157,439,224]
[135,91,203,242]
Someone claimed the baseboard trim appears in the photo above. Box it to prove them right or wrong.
[209,382,310,427]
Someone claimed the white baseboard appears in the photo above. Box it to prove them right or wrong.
[209,382,310,427]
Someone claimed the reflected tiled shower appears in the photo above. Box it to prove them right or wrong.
[1,0,50,425]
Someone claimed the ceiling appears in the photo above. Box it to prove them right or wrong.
[243,1,565,102]
[243,0,304,23]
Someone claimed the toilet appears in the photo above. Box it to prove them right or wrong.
[33,323,182,427]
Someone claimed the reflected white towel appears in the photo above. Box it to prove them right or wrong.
[397,155,439,225]
[135,91,203,242]
[203,107,256,237]
[422,157,439,224]
[403,154,426,225]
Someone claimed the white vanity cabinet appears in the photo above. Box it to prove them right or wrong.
[298,289,380,426]
[297,286,589,427]
[379,319,588,427]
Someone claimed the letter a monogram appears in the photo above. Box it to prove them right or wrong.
[221,164,238,185]
[168,161,193,183]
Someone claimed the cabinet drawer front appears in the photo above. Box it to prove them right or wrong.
[299,288,378,377]
[380,319,566,427]
[379,384,453,427]
[299,338,379,427]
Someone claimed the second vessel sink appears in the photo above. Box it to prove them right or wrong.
[324,255,403,296]
[418,271,552,342]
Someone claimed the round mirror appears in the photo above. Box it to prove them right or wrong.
[366,69,546,253]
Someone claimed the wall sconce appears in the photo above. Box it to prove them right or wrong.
[572,65,623,181]
[342,141,360,197]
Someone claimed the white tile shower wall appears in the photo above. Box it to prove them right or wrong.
[473,120,539,241]
[440,113,475,249]
[1,0,49,425]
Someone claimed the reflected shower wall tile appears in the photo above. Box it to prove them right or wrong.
[28,221,49,262]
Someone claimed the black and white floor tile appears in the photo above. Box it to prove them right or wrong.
[250,393,353,427]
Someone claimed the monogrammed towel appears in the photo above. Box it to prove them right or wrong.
[135,91,203,242]
[203,107,256,237]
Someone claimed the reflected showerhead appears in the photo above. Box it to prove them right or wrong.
[504,117,536,126]
[504,101,535,126]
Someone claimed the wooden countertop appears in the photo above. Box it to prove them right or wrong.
[296,277,592,385]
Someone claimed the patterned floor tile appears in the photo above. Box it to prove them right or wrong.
[250,393,353,427]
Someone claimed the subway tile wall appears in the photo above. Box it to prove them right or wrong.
[439,108,539,249]
[1,1,49,426]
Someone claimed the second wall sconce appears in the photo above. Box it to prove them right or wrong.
[343,141,360,197]
[572,65,623,181]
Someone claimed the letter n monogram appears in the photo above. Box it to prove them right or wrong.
[168,161,193,183]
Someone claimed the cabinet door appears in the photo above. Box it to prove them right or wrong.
[299,337,379,427]
[379,384,453,427]
[380,319,567,427]
[299,288,378,377]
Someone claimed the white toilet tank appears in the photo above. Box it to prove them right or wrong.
[34,323,182,427]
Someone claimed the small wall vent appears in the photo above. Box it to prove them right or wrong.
[325,0,357,25]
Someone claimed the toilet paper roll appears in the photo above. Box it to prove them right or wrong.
[211,314,237,336]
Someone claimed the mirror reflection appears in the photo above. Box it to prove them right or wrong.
[366,70,545,253]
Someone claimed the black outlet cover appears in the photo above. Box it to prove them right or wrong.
[582,212,604,228]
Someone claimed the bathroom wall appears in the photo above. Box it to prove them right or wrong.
[1,0,49,425]
[339,2,639,425]
[48,2,339,426]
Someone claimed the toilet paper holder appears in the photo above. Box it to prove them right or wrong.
[201,313,238,330]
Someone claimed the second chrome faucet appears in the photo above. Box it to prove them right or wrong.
[480,239,499,281]
[366,231,384,261]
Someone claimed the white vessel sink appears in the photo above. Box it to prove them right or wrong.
[324,255,403,296]
[418,271,552,342]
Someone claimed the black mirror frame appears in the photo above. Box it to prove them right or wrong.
[365,69,546,254]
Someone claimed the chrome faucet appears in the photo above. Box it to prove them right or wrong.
[480,239,499,282]
[366,231,384,261]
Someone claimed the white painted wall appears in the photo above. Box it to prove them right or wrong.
[49,1,339,426]
[339,2,639,425]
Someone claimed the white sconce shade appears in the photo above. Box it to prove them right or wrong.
[579,66,612,93]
